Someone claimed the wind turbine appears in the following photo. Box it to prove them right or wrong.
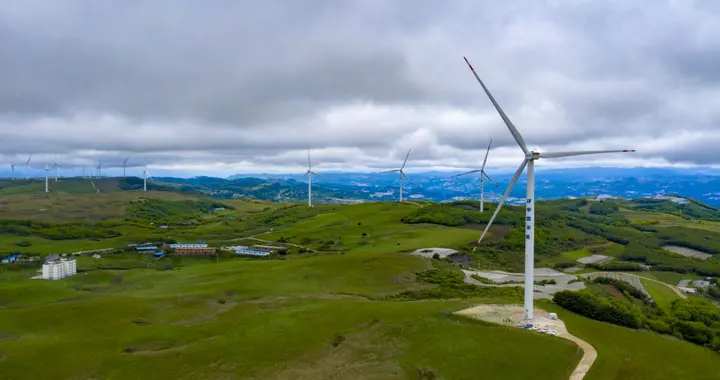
[380,149,411,202]
[142,160,153,192]
[25,154,32,180]
[451,139,500,212]
[9,164,16,180]
[304,149,321,207]
[96,161,102,178]
[44,165,50,193]
[123,157,129,177]
[463,56,636,321]
[53,155,60,182]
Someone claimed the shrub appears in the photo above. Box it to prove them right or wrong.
[553,290,642,329]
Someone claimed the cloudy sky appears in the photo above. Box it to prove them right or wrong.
[1,0,719,177]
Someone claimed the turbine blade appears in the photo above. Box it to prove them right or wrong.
[463,57,528,154]
[482,171,500,189]
[379,169,400,174]
[310,170,323,178]
[473,159,528,251]
[539,149,636,159]
[481,138,492,170]
[307,148,311,170]
[450,169,482,178]
[400,148,411,170]
[401,170,409,181]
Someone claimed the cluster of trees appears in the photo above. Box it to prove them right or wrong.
[554,290,644,328]
[587,261,644,272]
[656,227,720,254]
[589,201,620,215]
[400,202,521,227]
[591,277,648,300]
[247,204,333,228]
[125,199,231,225]
[632,198,720,221]
[0,219,120,240]
[555,285,720,352]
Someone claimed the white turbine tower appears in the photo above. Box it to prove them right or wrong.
[381,149,411,202]
[44,165,50,193]
[463,56,636,321]
[123,157,129,177]
[25,154,32,180]
[142,161,153,192]
[9,164,16,180]
[304,149,321,207]
[53,155,60,182]
[451,139,500,212]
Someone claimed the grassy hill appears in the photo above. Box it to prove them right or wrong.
[1,190,720,379]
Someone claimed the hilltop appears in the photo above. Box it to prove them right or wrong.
[0,190,719,379]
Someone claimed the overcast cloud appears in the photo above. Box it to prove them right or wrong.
[1,0,719,177]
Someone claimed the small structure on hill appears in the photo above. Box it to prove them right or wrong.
[152,251,166,259]
[251,245,287,254]
[1,254,21,264]
[235,249,270,257]
[174,246,216,255]
[135,246,158,252]
[168,243,209,248]
[678,286,697,294]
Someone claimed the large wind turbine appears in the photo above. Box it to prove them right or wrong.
[304,149,321,207]
[123,157,129,177]
[463,56,635,321]
[381,149,411,202]
[25,155,32,180]
[451,139,500,212]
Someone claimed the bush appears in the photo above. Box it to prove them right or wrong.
[470,274,496,284]
[592,277,648,300]
[646,319,672,334]
[553,290,642,328]
[535,279,557,285]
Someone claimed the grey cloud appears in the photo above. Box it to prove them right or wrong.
[0,0,719,172]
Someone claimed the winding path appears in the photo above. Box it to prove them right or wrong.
[455,304,597,380]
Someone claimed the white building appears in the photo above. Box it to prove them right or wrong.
[42,254,77,280]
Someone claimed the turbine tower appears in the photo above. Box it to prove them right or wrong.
[463,56,636,321]
[25,154,32,180]
[123,157,129,177]
[53,155,60,182]
[380,149,411,202]
[451,139,500,212]
[44,165,50,193]
[9,164,16,180]
[142,161,153,192]
[304,149,321,207]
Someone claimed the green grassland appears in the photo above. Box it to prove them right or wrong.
[539,300,720,380]
[640,278,682,313]
[635,271,704,285]
[2,189,720,379]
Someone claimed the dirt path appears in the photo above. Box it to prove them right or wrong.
[456,304,597,380]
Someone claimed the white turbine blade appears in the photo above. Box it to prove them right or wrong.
[27,154,33,164]
[451,169,482,178]
[539,149,636,159]
[379,169,400,174]
[310,170,324,178]
[481,138,492,170]
[463,57,528,154]
[400,148,411,170]
[307,149,311,170]
[482,170,500,189]
[401,170,409,181]
[472,159,528,251]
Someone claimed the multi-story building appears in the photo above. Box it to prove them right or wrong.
[42,255,77,280]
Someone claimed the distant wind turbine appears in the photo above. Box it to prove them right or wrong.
[143,160,153,192]
[380,149,411,202]
[9,164,16,180]
[25,154,32,180]
[44,164,50,193]
[123,157,129,177]
[304,149,322,207]
[451,139,500,212]
[96,161,102,178]
[53,155,60,182]
[463,56,636,321]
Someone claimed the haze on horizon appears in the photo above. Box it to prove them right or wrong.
[1,1,719,177]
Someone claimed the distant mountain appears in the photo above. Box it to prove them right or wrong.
[2,167,718,206]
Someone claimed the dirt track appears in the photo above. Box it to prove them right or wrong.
[456,304,596,380]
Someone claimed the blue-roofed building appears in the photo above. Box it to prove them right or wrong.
[135,246,158,251]
[153,251,166,257]
[2,254,21,264]
[235,249,270,257]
